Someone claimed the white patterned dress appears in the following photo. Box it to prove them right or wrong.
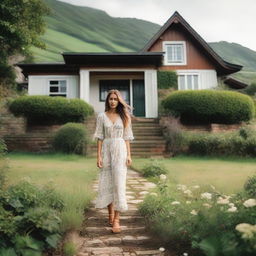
[93,112,134,212]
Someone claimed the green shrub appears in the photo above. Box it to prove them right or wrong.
[141,159,168,177]
[0,180,64,254]
[0,139,7,156]
[239,126,256,139]
[157,71,178,89]
[161,90,255,124]
[244,82,256,96]
[9,96,94,124]
[244,175,256,197]
[53,123,88,155]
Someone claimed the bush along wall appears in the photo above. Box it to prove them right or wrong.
[157,71,178,89]
[8,96,94,124]
[52,123,89,155]
[161,90,255,124]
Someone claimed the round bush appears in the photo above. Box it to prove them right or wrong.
[161,90,255,124]
[9,96,94,124]
[141,159,168,177]
[53,123,88,154]
[157,71,178,89]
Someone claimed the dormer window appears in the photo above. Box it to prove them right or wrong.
[163,41,186,65]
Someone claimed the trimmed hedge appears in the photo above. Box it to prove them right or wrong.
[157,71,178,89]
[162,90,255,124]
[9,96,94,124]
[52,123,88,154]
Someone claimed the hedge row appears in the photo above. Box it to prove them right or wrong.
[157,71,178,89]
[162,90,255,124]
[9,96,94,124]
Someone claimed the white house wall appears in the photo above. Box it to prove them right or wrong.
[28,75,79,98]
[176,69,218,89]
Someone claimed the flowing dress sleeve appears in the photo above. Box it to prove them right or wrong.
[123,118,134,141]
[93,113,104,141]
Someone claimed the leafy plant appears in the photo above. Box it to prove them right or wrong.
[244,175,256,197]
[141,159,168,177]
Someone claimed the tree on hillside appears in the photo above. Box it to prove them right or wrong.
[0,0,50,92]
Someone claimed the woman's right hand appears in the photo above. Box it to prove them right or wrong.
[97,156,103,168]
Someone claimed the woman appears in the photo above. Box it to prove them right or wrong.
[93,89,134,233]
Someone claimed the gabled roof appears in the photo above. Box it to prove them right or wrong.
[141,11,242,75]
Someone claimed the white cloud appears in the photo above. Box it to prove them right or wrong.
[58,0,256,51]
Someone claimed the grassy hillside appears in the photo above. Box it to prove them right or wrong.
[31,0,160,62]
[30,0,256,83]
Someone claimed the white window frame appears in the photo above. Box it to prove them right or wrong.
[48,79,67,97]
[163,41,187,65]
[178,73,200,90]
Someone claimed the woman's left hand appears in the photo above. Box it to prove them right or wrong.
[126,155,132,166]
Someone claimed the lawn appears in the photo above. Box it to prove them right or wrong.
[6,152,98,232]
[132,156,256,194]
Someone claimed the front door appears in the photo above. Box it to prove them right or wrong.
[132,80,145,117]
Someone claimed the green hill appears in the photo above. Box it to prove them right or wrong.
[30,0,256,83]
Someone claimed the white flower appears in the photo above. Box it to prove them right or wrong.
[186,201,191,204]
[150,192,157,196]
[183,253,188,256]
[201,192,212,200]
[217,197,230,205]
[171,201,180,205]
[235,223,256,239]
[190,209,198,215]
[159,247,165,252]
[184,189,193,197]
[159,174,167,181]
[203,203,212,208]
[243,199,256,208]
[192,185,200,189]
[177,184,187,191]
[227,206,237,212]
[229,203,235,207]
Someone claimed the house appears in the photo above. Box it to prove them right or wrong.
[17,11,242,118]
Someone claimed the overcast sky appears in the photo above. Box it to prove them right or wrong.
[59,0,256,51]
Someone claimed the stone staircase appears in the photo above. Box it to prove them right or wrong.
[88,117,169,158]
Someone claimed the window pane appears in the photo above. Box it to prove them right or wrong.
[187,75,192,89]
[166,44,184,63]
[50,81,58,85]
[194,75,199,90]
[50,86,59,92]
[179,75,186,90]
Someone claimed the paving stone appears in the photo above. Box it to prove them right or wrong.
[135,250,162,255]
[129,200,143,204]
[104,237,122,245]
[139,191,149,195]
[85,239,105,246]
[76,253,89,256]
[85,247,123,254]
[126,195,135,200]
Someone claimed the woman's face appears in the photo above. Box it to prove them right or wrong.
[108,93,119,109]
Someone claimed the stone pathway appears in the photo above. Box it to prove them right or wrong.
[75,169,174,256]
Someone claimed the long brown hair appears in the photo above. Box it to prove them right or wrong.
[105,89,134,128]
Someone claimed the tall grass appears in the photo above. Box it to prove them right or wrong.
[7,153,98,231]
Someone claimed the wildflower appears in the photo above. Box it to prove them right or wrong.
[217,197,230,205]
[243,199,256,208]
[184,189,193,197]
[227,206,237,212]
[235,223,256,239]
[203,203,212,208]
[177,184,187,191]
[183,253,188,256]
[192,185,200,189]
[171,201,180,205]
[159,247,165,252]
[229,203,234,207]
[159,174,167,181]
[190,209,198,215]
[201,192,212,200]
[186,201,191,204]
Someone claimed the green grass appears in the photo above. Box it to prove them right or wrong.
[6,152,98,232]
[132,156,256,194]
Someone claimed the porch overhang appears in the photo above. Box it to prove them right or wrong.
[62,52,163,67]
